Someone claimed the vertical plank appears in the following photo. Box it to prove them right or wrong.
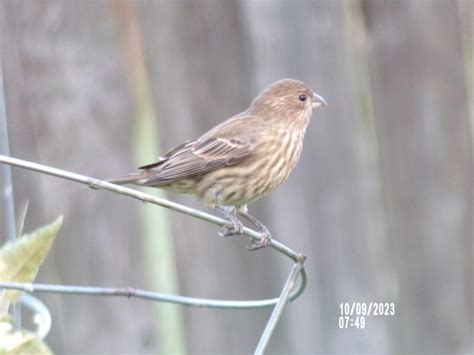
[112,1,187,352]
[362,0,472,352]
[138,0,277,352]
[1,0,156,352]
[241,0,393,352]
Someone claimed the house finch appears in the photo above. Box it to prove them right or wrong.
[110,79,327,249]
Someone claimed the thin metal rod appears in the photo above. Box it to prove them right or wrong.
[0,57,20,327]
[254,258,305,354]
[0,154,308,307]
[2,281,295,310]
[0,155,304,263]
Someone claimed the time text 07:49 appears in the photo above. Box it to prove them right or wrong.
[338,302,395,329]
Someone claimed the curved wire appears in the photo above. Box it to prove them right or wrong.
[1,271,305,309]
[19,293,52,339]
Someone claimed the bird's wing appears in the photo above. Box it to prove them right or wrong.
[140,114,262,185]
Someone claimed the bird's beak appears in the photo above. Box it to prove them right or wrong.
[312,92,327,108]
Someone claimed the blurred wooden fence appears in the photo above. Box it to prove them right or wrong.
[0,0,472,353]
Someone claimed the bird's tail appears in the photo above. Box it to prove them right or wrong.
[107,173,146,185]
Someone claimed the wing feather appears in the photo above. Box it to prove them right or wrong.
[137,114,265,186]
[138,141,193,170]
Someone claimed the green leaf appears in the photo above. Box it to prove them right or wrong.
[0,216,63,313]
[0,325,52,354]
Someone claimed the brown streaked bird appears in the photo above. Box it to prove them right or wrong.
[110,79,327,249]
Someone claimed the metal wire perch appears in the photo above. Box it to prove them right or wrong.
[0,154,308,353]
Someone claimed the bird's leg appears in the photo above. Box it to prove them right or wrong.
[237,205,272,250]
[214,206,243,237]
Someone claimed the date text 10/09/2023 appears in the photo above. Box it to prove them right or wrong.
[338,302,396,329]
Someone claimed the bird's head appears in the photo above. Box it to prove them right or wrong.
[247,79,327,123]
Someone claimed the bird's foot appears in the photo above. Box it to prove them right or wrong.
[219,217,244,238]
[246,229,272,251]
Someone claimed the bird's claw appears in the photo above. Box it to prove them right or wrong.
[219,219,244,238]
[246,231,272,251]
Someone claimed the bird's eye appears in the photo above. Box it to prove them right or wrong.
[298,94,307,102]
